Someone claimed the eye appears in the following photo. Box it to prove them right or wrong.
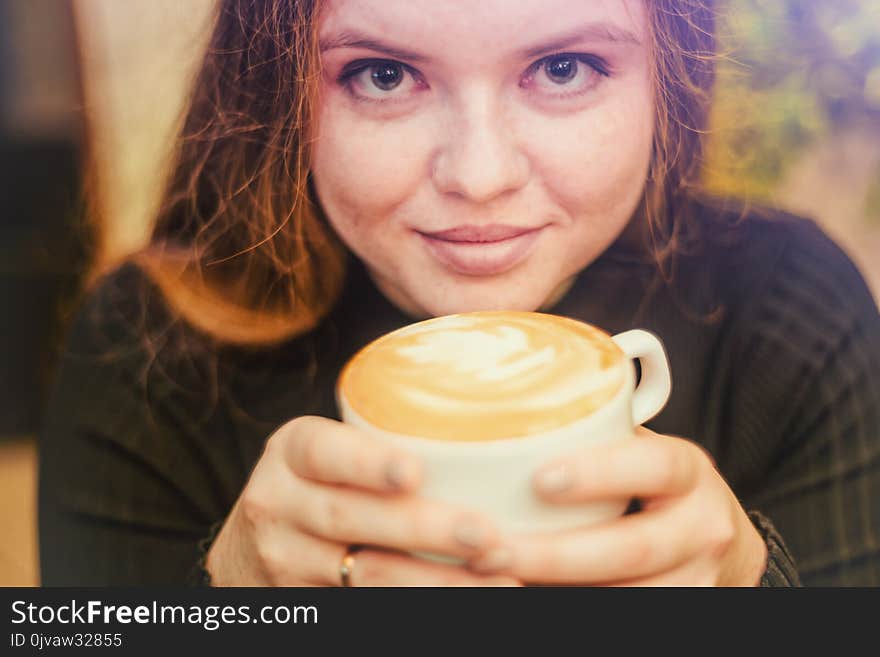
[368,62,404,90]
[339,59,426,101]
[545,56,578,84]
[521,53,610,98]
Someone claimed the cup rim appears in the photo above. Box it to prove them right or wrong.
[336,359,635,446]
[337,310,624,391]
[336,311,630,442]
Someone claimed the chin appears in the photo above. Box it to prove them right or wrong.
[418,284,548,318]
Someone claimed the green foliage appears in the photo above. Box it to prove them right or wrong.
[703,0,880,200]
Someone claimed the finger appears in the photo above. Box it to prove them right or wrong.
[603,556,720,587]
[532,432,704,502]
[346,548,521,587]
[280,415,422,493]
[249,527,350,586]
[237,482,502,587]
[291,479,505,560]
[471,499,701,584]
[238,517,505,588]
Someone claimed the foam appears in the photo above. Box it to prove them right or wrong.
[338,311,626,441]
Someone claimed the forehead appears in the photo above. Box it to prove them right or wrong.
[318,0,648,58]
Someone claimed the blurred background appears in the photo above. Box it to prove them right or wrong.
[1,0,878,585]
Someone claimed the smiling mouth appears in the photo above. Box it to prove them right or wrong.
[420,223,542,243]
[417,225,546,276]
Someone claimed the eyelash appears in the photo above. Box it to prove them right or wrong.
[336,52,612,104]
[523,53,611,95]
[336,59,425,104]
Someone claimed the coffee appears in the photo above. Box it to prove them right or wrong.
[337,311,626,441]
[337,312,671,537]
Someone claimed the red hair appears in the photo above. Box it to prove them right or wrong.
[109,0,718,345]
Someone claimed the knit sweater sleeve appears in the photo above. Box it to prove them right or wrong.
[726,218,880,586]
[38,264,236,585]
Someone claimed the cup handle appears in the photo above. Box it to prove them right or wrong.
[611,330,672,426]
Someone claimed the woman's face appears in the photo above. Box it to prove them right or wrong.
[311,0,653,318]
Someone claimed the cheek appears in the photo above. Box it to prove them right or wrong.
[525,98,653,216]
[311,97,433,223]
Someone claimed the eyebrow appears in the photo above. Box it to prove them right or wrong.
[319,31,430,63]
[318,21,642,64]
[521,23,643,59]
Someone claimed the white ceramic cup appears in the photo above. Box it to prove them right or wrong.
[337,325,672,547]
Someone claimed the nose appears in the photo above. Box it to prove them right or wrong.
[431,90,530,203]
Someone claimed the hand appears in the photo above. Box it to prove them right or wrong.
[206,415,519,586]
[469,427,768,586]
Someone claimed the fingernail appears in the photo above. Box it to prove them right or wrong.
[536,464,571,494]
[453,520,492,550]
[470,547,513,574]
[384,459,416,491]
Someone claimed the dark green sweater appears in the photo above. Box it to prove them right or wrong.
[39,201,880,585]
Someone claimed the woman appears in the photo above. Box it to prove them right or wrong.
[40,0,880,586]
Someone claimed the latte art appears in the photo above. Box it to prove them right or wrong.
[338,311,626,441]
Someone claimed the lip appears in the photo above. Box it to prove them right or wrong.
[417,224,546,276]
[422,224,539,242]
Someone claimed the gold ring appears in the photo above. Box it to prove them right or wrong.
[339,545,363,587]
